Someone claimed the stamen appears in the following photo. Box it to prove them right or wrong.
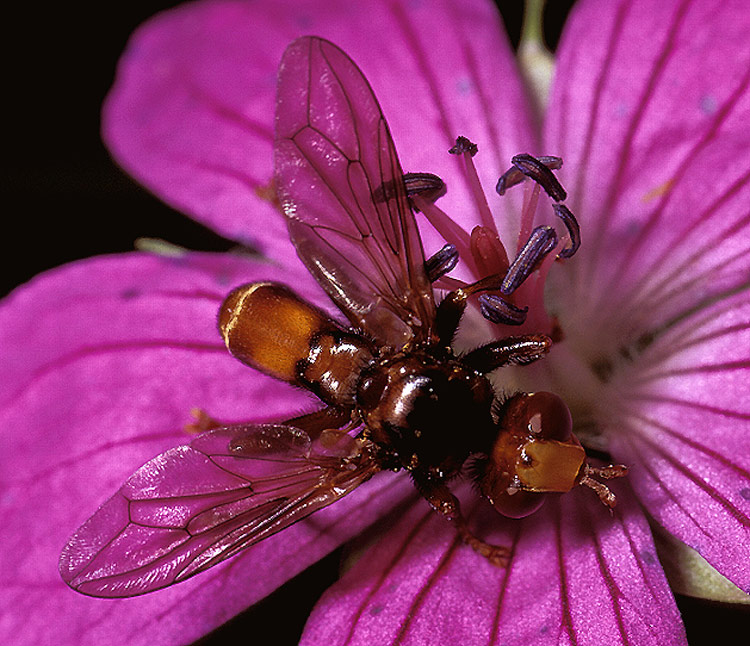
[553,203,581,259]
[448,136,478,157]
[478,294,528,326]
[411,195,473,268]
[522,234,558,334]
[425,244,459,282]
[373,172,446,206]
[404,172,446,203]
[510,153,567,202]
[517,182,541,255]
[496,156,562,195]
[501,225,558,295]
[449,136,495,231]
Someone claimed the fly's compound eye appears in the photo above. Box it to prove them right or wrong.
[478,392,586,518]
[519,391,573,441]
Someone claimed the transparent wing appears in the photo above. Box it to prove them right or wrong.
[59,424,379,597]
[275,37,436,348]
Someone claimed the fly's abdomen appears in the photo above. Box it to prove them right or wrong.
[219,282,373,406]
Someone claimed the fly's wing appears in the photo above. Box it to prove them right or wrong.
[275,37,436,348]
[59,424,379,597]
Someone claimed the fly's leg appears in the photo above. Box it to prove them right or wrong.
[435,272,507,346]
[283,406,354,439]
[461,334,552,373]
[415,475,509,566]
[186,405,353,439]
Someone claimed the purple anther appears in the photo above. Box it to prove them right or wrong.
[553,203,581,258]
[374,172,446,207]
[479,294,528,325]
[504,154,567,202]
[495,156,562,195]
[501,225,558,294]
[425,244,459,282]
[449,136,478,157]
[404,172,447,203]
[539,156,563,170]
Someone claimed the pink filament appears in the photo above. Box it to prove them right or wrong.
[459,150,497,234]
[524,241,558,334]
[517,183,541,254]
[412,195,475,274]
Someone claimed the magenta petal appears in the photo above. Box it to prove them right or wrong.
[546,0,750,313]
[300,484,685,646]
[104,1,290,260]
[104,0,536,261]
[609,289,750,592]
[0,254,413,645]
[543,0,750,592]
[0,251,318,411]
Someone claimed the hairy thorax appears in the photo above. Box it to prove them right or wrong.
[356,351,495,476]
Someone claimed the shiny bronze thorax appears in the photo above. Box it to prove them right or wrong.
[357,351,495,475]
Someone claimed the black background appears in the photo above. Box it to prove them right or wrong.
[5,1,746,643]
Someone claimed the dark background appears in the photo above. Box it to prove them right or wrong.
[5,1,746,643]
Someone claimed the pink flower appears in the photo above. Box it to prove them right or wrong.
[2,1,748,644]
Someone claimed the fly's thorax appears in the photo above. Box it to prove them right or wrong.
[218,282,374,407]
[356,351,495,471]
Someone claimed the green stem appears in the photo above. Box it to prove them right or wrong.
[521,0,547,50]
[518,0,554,120]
